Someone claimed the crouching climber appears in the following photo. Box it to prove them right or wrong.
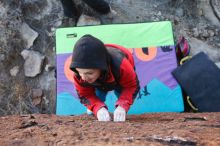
[69,34,140,122]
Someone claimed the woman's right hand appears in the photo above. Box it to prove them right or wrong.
[97,107,111,121]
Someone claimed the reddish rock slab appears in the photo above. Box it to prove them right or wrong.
[0,113,220,146]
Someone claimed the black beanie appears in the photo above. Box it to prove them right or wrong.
[70,34,109,72]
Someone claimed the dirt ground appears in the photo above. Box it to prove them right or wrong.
[0,112,220,146]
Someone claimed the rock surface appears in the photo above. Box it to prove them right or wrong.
[0,1,220,145]
[0,113,220,146]
[0,0,219,116]
[0,0,220,146]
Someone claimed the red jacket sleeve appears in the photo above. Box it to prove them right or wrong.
[73,75,106,116]
[115,58,140,112]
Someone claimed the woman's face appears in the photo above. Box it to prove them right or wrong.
[76,68,101,83]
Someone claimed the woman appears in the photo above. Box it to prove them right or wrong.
[70,34,140,122]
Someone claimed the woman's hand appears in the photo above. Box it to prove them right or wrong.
[97,107,111,121]
[114,106,126,122]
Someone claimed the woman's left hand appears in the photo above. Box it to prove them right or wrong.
[114,106,126,122]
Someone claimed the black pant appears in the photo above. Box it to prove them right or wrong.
[61,0,110,18]
[60,0,77,18]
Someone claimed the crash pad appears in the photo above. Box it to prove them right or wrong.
[56,21,184,115]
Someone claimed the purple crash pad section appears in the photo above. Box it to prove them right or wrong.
[57,45,178,95]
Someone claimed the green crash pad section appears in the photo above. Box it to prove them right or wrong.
[56,21,174,54]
